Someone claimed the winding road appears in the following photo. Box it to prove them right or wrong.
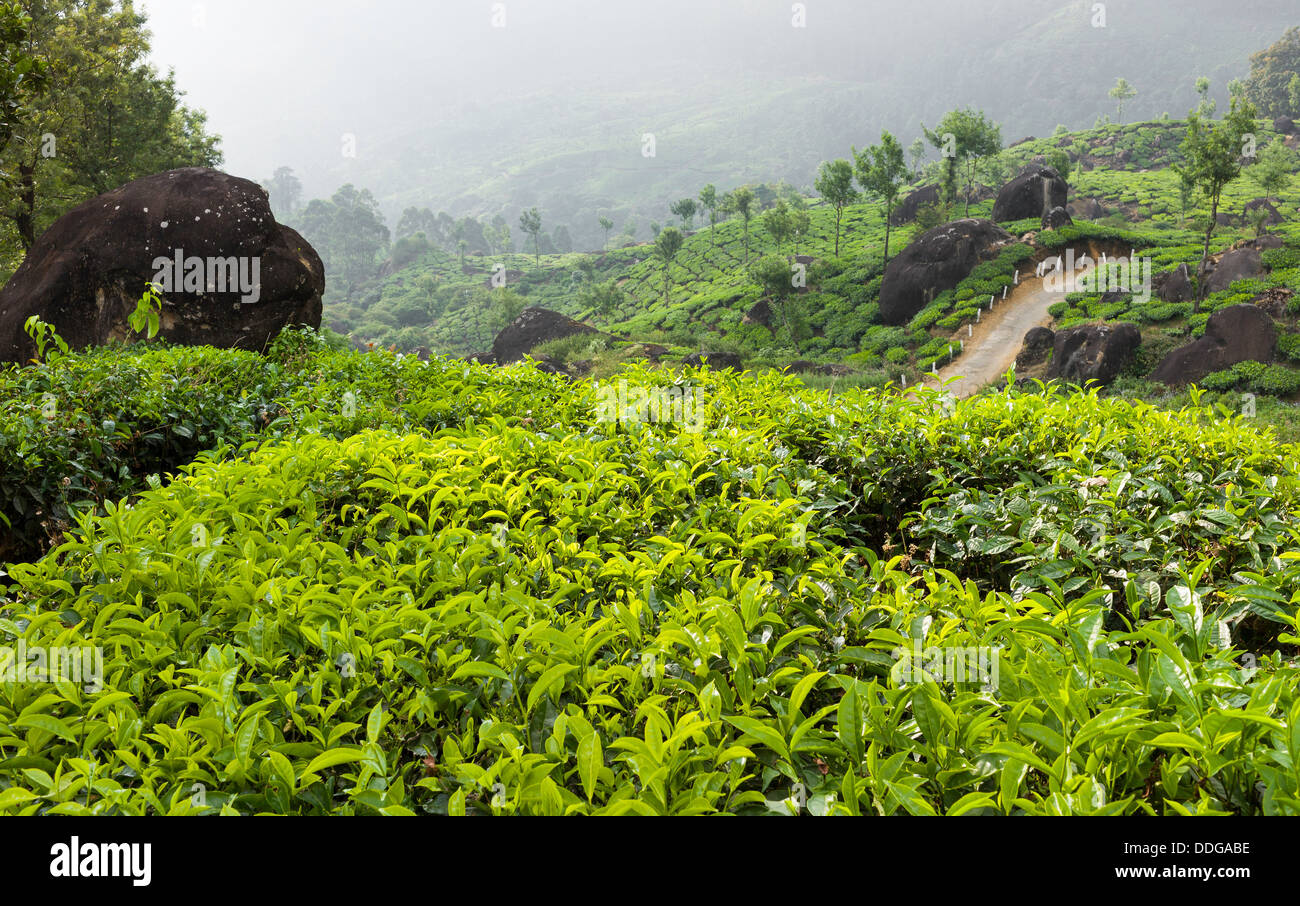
[920,257,1101,399]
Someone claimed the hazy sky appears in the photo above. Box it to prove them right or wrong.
[137,0,1290,230]
[138,0,934,187]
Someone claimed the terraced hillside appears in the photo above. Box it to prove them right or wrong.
[339,118,1300,401]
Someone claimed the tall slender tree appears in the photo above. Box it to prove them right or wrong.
[815,159,857,257]
[1174,95,1259,309]
[653,226,684,303]
[519,207,543,268]
[1109,78,1138,123]
[729,186,755,263]
[699,184,719,247]
[854,131,908,264]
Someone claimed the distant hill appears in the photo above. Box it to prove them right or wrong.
[291,0,1296,250]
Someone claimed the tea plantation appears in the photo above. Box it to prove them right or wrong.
[1,330,1298,815]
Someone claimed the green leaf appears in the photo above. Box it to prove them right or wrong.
[576,732,602,802]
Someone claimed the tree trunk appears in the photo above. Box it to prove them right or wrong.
[1195,191,1220,312]
[834,208,842,257]
[16,160,37,251]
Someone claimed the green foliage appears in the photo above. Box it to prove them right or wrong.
[21,315,69,364]
[128,283,164,340]
[1243,26,1300,117]
[3,342,1300,814]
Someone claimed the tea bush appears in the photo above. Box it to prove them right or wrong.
[1,344,1299,815]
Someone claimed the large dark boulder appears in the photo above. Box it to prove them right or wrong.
[1067,197,1107,220]
[889,185,942,226]
[0,167,323,365]
[877,218,1013,325]
[1151,304,1276,385]
[1045,322,1140,386]
[683,351,743,371]
[1016,326,1055,368]
[492,306,599,364]
[1154,263,1194,302]
[1275,116,1297,135]
[992,166,1068,222]
[1042,206,1073,230]
[1205,246,1265,295]
[743,298,774,328]
[1244,197,1284,227]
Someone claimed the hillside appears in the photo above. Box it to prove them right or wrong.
[339,117,1300,404]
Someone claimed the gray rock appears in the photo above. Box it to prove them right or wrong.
[877,218,1013,325]
[1045,322,1140,386]
[1151,304,1276,384]
[992,166,1069,222]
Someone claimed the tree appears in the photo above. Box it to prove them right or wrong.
[1195,77,1216,118]
[552,224,573,253]
[750,255,805,353]
[698,184,719,246]
[907,137,926,182]
[1174,95,1259,309]
[1046,148,1072,183]
[598,215,613,249]
[519,207,543,267]
[298,184,390,300]
[580,279,625,324]
[1,1,220,253]
[814,159,856,257]
[762,199,793,254]
[262,166,302,219]
[652,226,684,303]
[1250,139,1296,199]
[1109,78,1137,123]
[854,131,908,264]
[0,2,46,162]
[730,186,755,263]
[1243,27,1300,118]
[487,287,526,334]
[922,108,1002,216]
[669,197,697,230]
[789,202,811,256]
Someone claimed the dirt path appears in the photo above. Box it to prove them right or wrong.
[920,259,1099,399]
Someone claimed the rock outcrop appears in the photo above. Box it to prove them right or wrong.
[492,306,599,364]
[1041,206,1073,230]
[1045,322,1140,386]
[1151,304,1276,385]
[1016,326,1055,368]
[1204,246,1265,295]
[0,167,323,364]
[889,185,942,226]
[877,219,1013,325]
[992,166,1068,222]
[683,351,744,371]
[1243,197,1284,227]
[1154,263,1194,303]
